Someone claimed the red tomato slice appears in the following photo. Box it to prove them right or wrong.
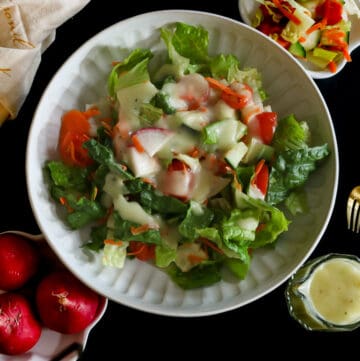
[252,160,269,196]
[316,0,343,26]
[256,111,278,145]
[257,18,283,36]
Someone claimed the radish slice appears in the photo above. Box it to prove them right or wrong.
[132,127,174,156]
[192,168,231,203]
[125,146,161,177]
[160,169,195,199]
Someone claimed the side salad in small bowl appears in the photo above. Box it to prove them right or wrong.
[239,0,360,78]
[43,21,329,290]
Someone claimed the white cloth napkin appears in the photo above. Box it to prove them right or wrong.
[0,0,90,125]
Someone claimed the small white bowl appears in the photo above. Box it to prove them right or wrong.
[238,0,360,79]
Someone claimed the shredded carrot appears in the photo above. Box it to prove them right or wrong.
[256,223,267,233]
[104,239,123,246]
[101,118,114,137]
[97,205,114,225]
[58,109,95,167]
[187,146,202,158]
[272,0,301,25]
[306,20,326,35]
[298,36,306,43]
[225,165,242,190]
[188,254,207,265]
[342,47,352,62]
[200,238,224,255]
[141,177,156,187]
[59,197,73,212]
[83,107,100,118]
[206,77,252,110]
[131,134,145,153]
[127,243,146,256]
[321,28,347,47]
[101,116,113,124]
[205,77,229,92]
[328,60,337,73]
[130,224,151,235]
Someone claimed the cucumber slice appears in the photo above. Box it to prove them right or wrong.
[224,141,248,168]
[242,138,274,165]
[203,119,242,150]
[289,42,306,58]
[306,47,339,69]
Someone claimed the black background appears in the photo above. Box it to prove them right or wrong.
[0,1,359,359]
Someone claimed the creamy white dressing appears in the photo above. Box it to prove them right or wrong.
[301,258,360,325]
[107,71,269,270]
[116,81,158,129]
[103,172,160,227]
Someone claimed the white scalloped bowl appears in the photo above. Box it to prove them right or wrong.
[26,10,338,317]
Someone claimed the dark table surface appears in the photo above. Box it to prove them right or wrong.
[1,1,359,359]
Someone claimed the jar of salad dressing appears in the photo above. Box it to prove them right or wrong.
[285,254,360,331]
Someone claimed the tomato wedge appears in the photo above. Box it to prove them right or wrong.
[257,111,278,145]
[316,0,343,26]
[251,159,269,196]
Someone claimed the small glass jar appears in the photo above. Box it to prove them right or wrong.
[285,253,360,331]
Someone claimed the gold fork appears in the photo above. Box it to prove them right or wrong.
[347,186,360,233]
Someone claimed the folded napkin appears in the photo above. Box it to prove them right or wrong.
[0,0,90,126]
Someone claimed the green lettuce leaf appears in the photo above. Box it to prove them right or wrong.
[166,263,221,289]
[112,212,162,245]
[107,48,153,97]
[178,201,214,241]
[210,54,240,80]
[84,139,133,180]
[225,257,250,280]
[267,144,329,205]
[44,161,106,229]
[171,22,209,64]
[155,245,177,268]
[272,114,310,153]
[124,178,188,216]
